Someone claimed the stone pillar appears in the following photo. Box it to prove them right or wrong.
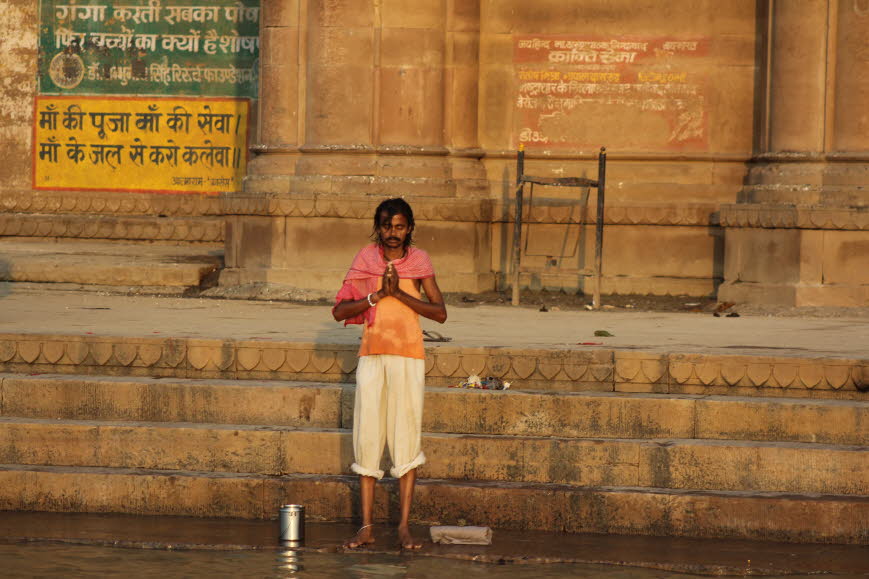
[718,0,869,306]
[222,0,493,294]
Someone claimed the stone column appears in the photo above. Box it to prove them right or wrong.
[222,0,493,294]
[718,0,869,307]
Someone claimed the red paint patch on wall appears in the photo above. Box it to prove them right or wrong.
[513,36,710,152]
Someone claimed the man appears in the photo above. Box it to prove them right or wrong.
[332,197,447,550]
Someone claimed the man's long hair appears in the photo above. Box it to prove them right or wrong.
[371,197,415,248]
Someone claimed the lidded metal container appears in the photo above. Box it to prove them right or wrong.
[279,504,305,544]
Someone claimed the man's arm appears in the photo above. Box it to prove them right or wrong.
[332,294,377,322]
[395,276,447,324]
[332,266,392,322]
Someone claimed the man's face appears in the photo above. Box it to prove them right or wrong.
[377,211,411,249]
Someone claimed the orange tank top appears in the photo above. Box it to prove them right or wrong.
[358,278,425,359]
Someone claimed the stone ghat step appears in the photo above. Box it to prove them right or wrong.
[0,240,221,287]
[0,465,865,544]
[0,417,865,495]
[3,374,867,445]
[1,333,866,399]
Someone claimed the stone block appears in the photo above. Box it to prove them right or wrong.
[305,61,374,145]
[667,353,866,397]
[695,396,869,445]
[263,0,300,27]
[477,66,514,148]
[637,440,868,495]
[720,210,869,306]
[184,339,236,379]
[379,27,444,66]
[424,346,613,391]
[614,351,669,393]
[821,230,869,285]
[310,0,373,28]
[0,375,343,428]
[420,434,640,486]
[234,214,286,269]
[282,430,353,475]
[410,478,869,543]
[376,156,451,179]
[0,466,266,518]
[381,0,445,28]
[0,335,186,379]
[379,67,444,146]
[422,388,696,438]
[0,420,285,475]
[0,466,866,543]
[262,26,298,67]
[259,65,299,146]
[707,65,756,153]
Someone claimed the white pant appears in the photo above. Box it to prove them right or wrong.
[351,355,426,479]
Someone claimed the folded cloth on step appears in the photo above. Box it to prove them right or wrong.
[429,525,492,545]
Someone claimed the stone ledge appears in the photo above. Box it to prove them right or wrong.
[0,419,863,494]
[0,334,864,398]
[720,204,869,230]
[0,466,865,543]
[0,214,224,242]
[492,202,720,226]
[4,374,865,445]
[0,191,222,217]
[2,191,723,228]
[221,192,494,221]
[222,192,720,226]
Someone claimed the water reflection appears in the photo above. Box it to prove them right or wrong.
[346,562,408,577]
[276,547,303,574]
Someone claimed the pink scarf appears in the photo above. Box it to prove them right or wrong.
[333,243,434,326]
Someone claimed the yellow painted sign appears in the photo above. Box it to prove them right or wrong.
[34,95,249,194]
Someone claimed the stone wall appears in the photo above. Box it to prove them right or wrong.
[3,0,866,303]
[223,0,764,296]
[0,1,38,198]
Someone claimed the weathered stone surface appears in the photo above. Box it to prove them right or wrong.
[0,419,285,474]
[0,191,222,217]
[0,334,866,398]
[0,465,266,518]
[0,215,224,242]
[0,375,343,428]
[1,417,864,495]
[1,466,865,544]
[638,439,868,495]
[4,374,865,445]
[718,221,869,307]
[4,0,868,304]
[0,240,221,288]
[422,388,695,439]
[696,396,869,445]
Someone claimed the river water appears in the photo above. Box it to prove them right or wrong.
[0,542,843,578]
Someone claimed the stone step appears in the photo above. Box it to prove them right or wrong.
[0,333,866,399]
[0,417,864,495]
[0,213,224,243]
[0,464,864,544]
[0,240,221,287]
[3,374,867,445]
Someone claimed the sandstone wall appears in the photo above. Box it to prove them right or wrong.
[7,1,863,303]
[475,0,759,294]
[223,0,765,297]
[0,1,38,198]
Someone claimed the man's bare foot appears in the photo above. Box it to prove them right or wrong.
[343,524,375,549]
[397,525,422,550]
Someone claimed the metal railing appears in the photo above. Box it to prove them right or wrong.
[511,146,607,308]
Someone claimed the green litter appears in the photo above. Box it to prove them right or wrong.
[594,330,614,337]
